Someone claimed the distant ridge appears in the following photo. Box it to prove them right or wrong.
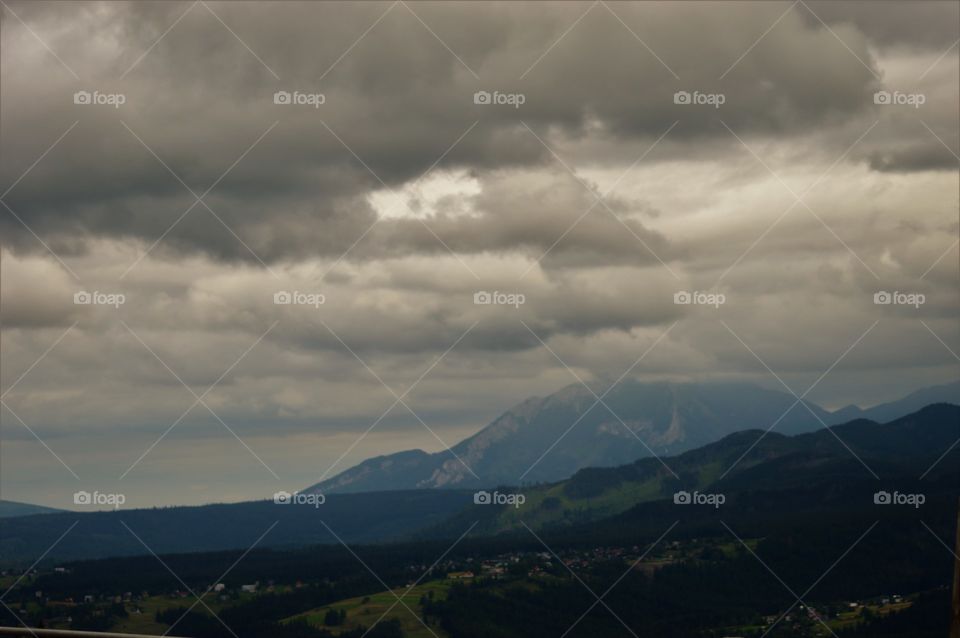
[309,380,835,494]
[0,403,955,564]
[0,500,63,518]
[830,380,960,423]
[425,402,960,536]
[308,380,959,495]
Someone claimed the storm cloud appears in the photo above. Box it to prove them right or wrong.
[0,1,957,507]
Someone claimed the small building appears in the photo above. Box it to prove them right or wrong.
[446,571,474,580]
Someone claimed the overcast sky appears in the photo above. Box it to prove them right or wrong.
[1,0,958,509]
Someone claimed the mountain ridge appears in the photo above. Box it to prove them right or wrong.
[307,380,958,494]
[830,380,960,422]
[1,403,954,565]
[423,402,960,537]
[0,500,64,518]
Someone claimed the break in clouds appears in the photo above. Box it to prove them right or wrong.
[0,1,957,506]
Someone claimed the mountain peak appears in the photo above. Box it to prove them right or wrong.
[308,380,834,494]
[307,380,959,495]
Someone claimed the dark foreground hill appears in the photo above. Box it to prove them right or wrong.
[0,489,473,566]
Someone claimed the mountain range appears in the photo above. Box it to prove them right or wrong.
[2,399,955,565]
[427,402,960,537]
[307,380,960,494]
[830,380,960,422]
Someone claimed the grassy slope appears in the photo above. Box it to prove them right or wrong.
[477,457,731,533]
[284,580,453,638]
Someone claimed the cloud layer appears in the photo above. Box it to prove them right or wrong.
[1,0,957,507]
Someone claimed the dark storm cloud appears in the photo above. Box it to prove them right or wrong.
[0,1,957,507]
[801,0,960,49]
[3,0,937,264]
[868,143,959,173]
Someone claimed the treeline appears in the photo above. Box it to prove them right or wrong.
[423,512,956,638]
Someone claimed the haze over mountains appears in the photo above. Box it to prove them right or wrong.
[830,380,960,423]
[307,380,960,494]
